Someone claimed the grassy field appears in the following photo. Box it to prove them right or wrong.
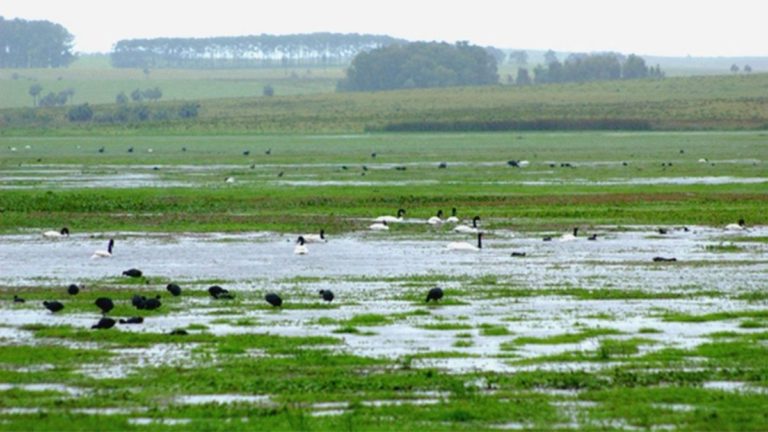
[1,69,768,429]
[1,131,766,233]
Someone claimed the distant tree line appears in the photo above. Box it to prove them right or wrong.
[0,17,75,68]
[376,118,651,132]
[516,51,663,85]
[337,41,499,92]
[27,84,75,107]
[110,33,406,69]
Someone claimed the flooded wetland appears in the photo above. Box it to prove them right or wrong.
[1,132,767,430]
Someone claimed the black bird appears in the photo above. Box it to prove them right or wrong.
[119,316,144,324]
[265,293,282,307]
[127,147,134,153]
[92,317,116,329]
[587,234,598,241]
[265,148,271,155]
[507,160,520,167]
[122,268,143,278]
[170,329,188,335]
[319,289,334,303]
[438,162,447,169]
[13,295,25,303]
[143,295,162,310]
[208,285,233,299]
[243,150,250,156]
[511,252,527,257]
[182,147,187,152]
[43,301,64,313]
[622,161,628,166]
[98,146,105,153]
[371,152,377,158]
[67,284,80,295]
[132,294,147,309]
[362,165,368,171]
[653,256,677,262]
[277,171,284,177]
[166,283,182,297]
[658,228,668,235]
[95,297,114,315]
[542,236,553,242]
[426,287,444,303]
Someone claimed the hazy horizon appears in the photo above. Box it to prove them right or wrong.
[4,0,767,58]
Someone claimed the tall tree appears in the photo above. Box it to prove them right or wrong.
[0,17,75,68]
[28,84,43,107]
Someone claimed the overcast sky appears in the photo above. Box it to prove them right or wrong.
[3,0,765,57]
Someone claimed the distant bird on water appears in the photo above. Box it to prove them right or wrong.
[92,317,116,330]
[265,293,283,307]
[13,295,25,303]
[119,316,144,324]
[294,236,309,255]
[208,285,233,299]
[95,297,114,315]
[319,289,334,303]
[166,283,182,296]
[426,287,444,303]
[91,239,114,259]
[43,301,64,313]
[43,227,70,239]
[67,284,81,295]
[122,268,143,278]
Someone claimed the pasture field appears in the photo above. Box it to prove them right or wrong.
[4,70,768,133]
[0,130,767,430]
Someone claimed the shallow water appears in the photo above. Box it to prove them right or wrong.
[1,226,766,373]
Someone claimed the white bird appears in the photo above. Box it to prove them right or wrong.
[91,239,115,259]
[369,220,389,231]
[446,208,460,223]
[454,216,480,234]
[43,227,70,239]
[559,227,579,242]
[427,210,444,225]
[447,232,483,251]
[725,218,746,231]
[518,160,530,167]
[294,236,309,255]
[303,229,327,243]
[225,177,235,183]
[375,208,405,223]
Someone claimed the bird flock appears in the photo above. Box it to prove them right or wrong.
[11,209,751,332]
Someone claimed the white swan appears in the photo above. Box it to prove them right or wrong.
[43,227,70,239]
[91,239,114,259]
[447,232,482,251]
[427,210,444,225]
[446,208,460,223]
[375,208,405,223]
[369,220,389,231]
[725,219,746,231]
[294,236,309,255]
[303,229,327,243]
[454,216,480,234]
[559,227,579,242]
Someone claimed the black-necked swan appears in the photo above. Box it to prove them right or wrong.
[43,227,70,239]
[319,289,334,302]
[92,317,116,329]
[43,300,64,313]
[294,236,309,255]
[375,208,405,223]
[95,297,114,315]
[559,228,579,242]
[91,239,114,259]
[725,219,746,231]
[446,208,459,223]
[447,232,482,251]
[454,216,480,233]
[426,287,444,302]
[427,210,444,225]
[303,229,327,243]
[265,292,283,307]
[369,220,389,231]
